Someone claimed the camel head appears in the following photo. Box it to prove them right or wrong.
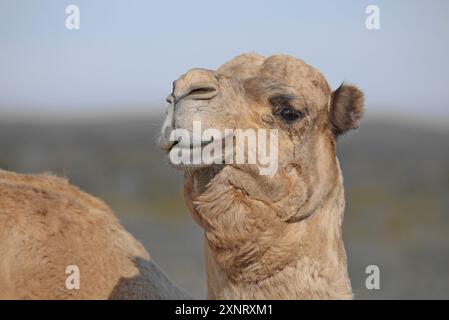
[159,53,364,289]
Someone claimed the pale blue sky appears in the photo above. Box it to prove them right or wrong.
[0,0,448,115]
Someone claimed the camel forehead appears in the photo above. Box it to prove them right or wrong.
[217,53,330,94]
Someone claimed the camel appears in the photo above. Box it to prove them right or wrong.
[159,53,364,299]
[0,170,189,299]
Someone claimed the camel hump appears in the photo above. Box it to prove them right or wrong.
[0,169,111,231]
[0,169,156,299]
[0,169,109,212]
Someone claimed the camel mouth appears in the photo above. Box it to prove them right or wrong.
[175,136,216,150]
[159,133,216,158]
[169,137,222,154]
[164,132,234,170]
[162,136,214,154]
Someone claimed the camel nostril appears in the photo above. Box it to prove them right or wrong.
[187,87,216,96]
[172,69,219,102]
[183,86,218,101]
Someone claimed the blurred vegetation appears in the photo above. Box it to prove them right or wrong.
[0,115,448,299]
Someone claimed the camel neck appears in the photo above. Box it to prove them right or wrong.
[202,181,352,300]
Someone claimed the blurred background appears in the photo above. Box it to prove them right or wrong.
[1,0,448,299]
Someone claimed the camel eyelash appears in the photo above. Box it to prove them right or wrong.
[268,94,295,109]
[268,95,305,123]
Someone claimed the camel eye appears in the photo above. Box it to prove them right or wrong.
[278,107,301,123]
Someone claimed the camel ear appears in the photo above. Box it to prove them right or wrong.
[329,84,364,136]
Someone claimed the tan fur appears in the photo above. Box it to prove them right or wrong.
[0,170,189,299]
[160,53,364,299]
